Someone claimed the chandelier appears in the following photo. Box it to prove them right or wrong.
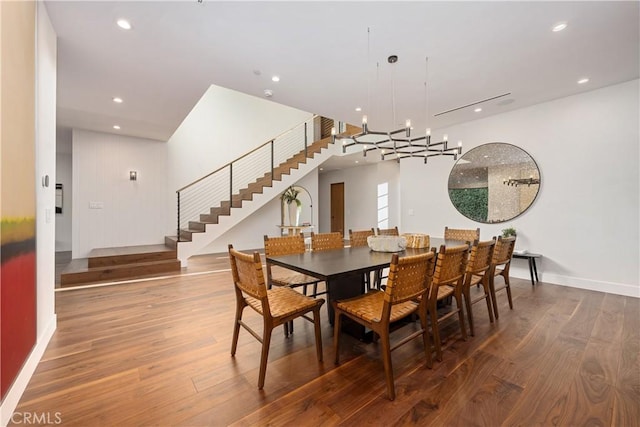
[503,176,540,187]
[332,54,462,164]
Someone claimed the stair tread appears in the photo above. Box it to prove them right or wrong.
[62,258,180,275]
[89,244,175,258]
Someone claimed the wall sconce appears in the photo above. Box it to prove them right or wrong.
[129,171,137,181]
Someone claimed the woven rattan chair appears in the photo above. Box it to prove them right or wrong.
[426,244,470,361]
[311,232,344,252]
[376,226,399,236]
[462,239,496,336]
[349,228,375,247]
[489,236,516,319]
[263,234,322,297]
[333,251,436,400]
[228,245,324,390]
[444,227,480,242]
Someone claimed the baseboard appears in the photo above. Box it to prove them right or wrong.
[528,272,640,298]
[1,314,57,427]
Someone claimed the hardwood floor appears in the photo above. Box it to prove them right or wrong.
[13,253,640,426]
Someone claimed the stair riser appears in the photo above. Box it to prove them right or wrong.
[60,261,181,286]
[88,251,177,268]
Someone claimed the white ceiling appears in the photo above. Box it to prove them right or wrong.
[46,1,639,157]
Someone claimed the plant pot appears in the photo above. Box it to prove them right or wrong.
[287,202,300,226]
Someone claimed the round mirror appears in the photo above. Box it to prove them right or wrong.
[448,143,540,223]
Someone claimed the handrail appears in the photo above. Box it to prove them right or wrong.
[176,115,319,193]
[175,115,340,242]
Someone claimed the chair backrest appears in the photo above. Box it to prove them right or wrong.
[377,226,399,236]
[311,232,343,252]
[432,244,470,287]
[228,245,268,302]
[492,235,516,267]
[444,227,480,242]
[385,251,436,305]
[466,238,496,276]
[263,234,306,257]
[349,228,375,247]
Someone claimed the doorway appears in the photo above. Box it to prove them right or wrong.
[330,182,344,236]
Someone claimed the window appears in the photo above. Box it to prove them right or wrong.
[377,182,389,229]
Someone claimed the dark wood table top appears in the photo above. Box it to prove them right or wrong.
[266,237,467,281]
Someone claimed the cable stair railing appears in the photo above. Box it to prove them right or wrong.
[172,117,356,245]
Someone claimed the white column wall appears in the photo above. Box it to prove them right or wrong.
[71,130,168,258]
[400,79,639,297]
[55,152,72,251]
[319,161,400,238]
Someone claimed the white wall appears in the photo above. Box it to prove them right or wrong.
[165,84,313,234]
[72,130,167,258]
[319,161,400,238]
[199,171,319,253]
[55,152,72,251]
[400,79,639,297]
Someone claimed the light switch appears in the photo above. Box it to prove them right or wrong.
[408,209,414,216]
[89,201,104,209]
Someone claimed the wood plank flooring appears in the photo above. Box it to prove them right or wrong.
[12,253,640,426]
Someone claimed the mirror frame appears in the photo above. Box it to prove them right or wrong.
[448,142,541,224]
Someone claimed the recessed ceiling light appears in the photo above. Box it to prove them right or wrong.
[113,125,121,130]
[577,78,590,84]
[271,76,280,82]
[116,19,132,30]
[474,107,482,113]
[552,21,567,32]
[319,167,323,171]
[113,97,123,103]
[355,107,362,112]
[355,160,359,164]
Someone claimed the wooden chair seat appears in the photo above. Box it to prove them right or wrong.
[228,245,325,390]
[336,290,419,324]
[245,287,322,319]
[334,251,436,400]
[462,239,496,336]
[489,236,516,319]
[436,285,455,300]
[269,266,321,288]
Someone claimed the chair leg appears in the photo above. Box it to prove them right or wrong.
[231,303,245,356]
[258,325,273,390]
[333,311,343,365]
[429,303,443,362]
[482,278,494,324]
[284,322,289,337]
[302,284,308,296]
[504,274,514,310]
[454,289,467,341]
[313,308,323,362]
[419,306,433,369]
[463,284,474,337]
[489,275,500,320]
[379,329,395,401]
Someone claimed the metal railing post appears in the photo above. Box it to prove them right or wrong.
[229,163,233,205]
[177,191,181,242]
[304,122,308,158]
[270,140,274,183]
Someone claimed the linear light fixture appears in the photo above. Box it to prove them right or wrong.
[332,55,461,164]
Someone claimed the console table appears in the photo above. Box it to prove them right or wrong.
[512,252,542,286]
[278,224,314,236]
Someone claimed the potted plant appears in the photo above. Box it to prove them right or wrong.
[501,227,517,238]
[282,186,302,226]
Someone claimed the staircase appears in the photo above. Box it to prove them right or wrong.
[170,122,361,266]
[60,119,360,285]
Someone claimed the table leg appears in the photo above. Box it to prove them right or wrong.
[326,272,367,339]
[532,258,539,283]
[528,258,535,286]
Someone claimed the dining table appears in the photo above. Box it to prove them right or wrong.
[266,237,467,338]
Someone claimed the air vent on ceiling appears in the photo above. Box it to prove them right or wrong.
[434,92,512,117]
